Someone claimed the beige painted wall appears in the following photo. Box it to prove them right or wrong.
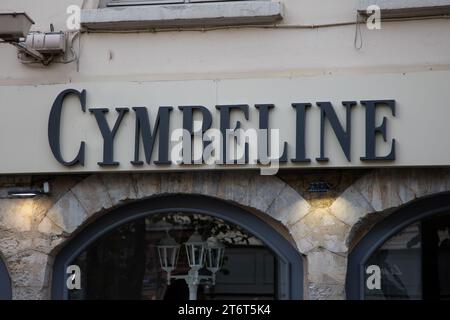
[0,71,449,173]
[0,0,449,174]
[0,0,449,85]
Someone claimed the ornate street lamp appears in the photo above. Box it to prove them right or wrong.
[157,231,180,285]
[185,230,206,271]
[157,229,225,300]
[206,236,225,285]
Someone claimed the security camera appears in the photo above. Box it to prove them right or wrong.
[0,12,68,65]
[0,12,34,42]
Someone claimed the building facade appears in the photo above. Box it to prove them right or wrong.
[0,0,450,300]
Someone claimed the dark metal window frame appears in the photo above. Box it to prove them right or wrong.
[52,194,304,300]
[0,256,11,300]
[346,192,450,299]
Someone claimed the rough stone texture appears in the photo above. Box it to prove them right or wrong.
[217,172,254,207]
[101,173,138,203]
[1,169,450,300]
[307,249,347,285]
[161,172,195,195]
[32,235,65,255]
[309,283,346,300]
[71,174,113,214]
[329,185,375,226]
[405,169,449,199]
[353,170,404,211]
[191,172,221,196]
[0,199,35,232]
[0,232,33,258]
[267,185,311,226]
[133,173,161,199]
[249,174,286,213]
[37,217,64,235]
[6,250,51,288]
[12,286,50,300]
[44,191,88,234]
[308,250,347,300]
[290,208,350,254]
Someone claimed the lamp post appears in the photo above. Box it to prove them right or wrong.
[157,229,225,300]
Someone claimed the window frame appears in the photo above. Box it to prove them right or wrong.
[358,0,450,18]
[346,192,450,299]
[51,194,304,300]
[83,0,283,31]
[0,255,11,300]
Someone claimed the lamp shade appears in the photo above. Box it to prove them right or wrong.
[185,230,206,270]
[157,232,180,274]
[206,236,225,274]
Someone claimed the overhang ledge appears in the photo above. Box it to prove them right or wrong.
[81,2,284,31]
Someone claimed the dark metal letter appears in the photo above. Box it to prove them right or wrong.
[316,101,356,162]
[178,105,213,163]
[48,89,86,166]
[291,103,311,163]
[360,100,396,161]
[131,106,173,165]
[89,107,129,166]
[215,104,249,164]
[255,104,288,163]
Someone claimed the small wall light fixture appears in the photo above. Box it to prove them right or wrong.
[8,182,50,198]
[307,181,331,193]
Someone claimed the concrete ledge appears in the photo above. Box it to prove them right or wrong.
[81,1,283,30]
[359,0,450,18]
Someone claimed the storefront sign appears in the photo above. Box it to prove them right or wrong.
[48,89,396,169]
[1,71,450,174]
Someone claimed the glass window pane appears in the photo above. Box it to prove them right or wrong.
[364,222,422,300]
[68,212,278,300]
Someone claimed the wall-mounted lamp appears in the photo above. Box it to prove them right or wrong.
[8,182,50,198]
[307,181,331,193]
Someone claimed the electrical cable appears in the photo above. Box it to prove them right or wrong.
[354,12,363,50]
[80,14,450,34]
[5,13,450,66]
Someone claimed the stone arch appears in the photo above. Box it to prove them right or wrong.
[346,191,450,299]
[38,172,312,253]
[329,168,450,250]
[51,194,305,299]
[4,169,450,299]
[283,168,450,300]
[33,171,313,299]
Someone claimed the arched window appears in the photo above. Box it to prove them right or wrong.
[0,255,11,300]
[347,193,450,300]
[52,195,304,300]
